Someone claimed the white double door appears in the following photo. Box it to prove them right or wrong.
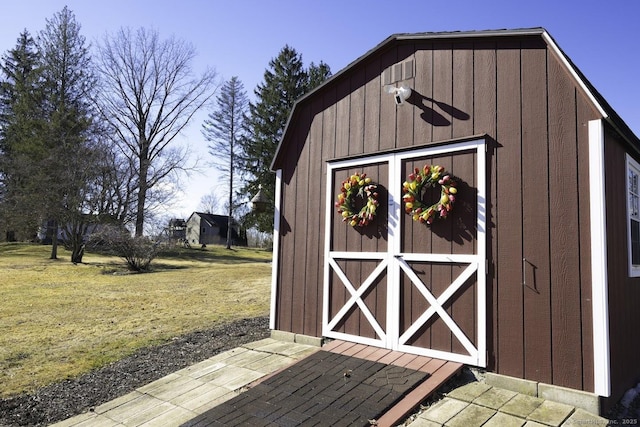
[323,139,486,367]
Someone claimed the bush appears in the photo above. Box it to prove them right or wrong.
[88,226,159,271]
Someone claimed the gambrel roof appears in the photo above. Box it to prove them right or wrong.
[271,27,639,170]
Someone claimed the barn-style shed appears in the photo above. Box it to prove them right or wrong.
[269,28,640,412]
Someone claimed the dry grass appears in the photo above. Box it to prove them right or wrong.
[0,243,272,398]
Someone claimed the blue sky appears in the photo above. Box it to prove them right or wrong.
[1,0,639,219]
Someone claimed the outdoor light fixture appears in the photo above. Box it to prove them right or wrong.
[386,85,412,105]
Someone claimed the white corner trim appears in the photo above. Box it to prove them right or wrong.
[269,169,283,330]
[322,163,334,337]
[588,119,611,397]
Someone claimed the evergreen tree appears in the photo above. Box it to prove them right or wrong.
[202,76,248,249]
[0,12,124,261]
[240,46,331,232]
[307,61,332,90]
[37,6,100,260]
[0,30,47,241]
[0,31,44,154]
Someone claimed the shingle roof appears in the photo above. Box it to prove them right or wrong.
[193,212,236,228]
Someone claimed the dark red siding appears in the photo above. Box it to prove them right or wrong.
[603,128,640,411]
[274,34,603,393]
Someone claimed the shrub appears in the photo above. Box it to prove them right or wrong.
[88,226,159,271]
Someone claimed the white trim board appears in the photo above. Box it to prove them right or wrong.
[588,119,611,397]
[542,31,607,119]
[269,169,283,331]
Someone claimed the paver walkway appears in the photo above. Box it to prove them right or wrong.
[51,338,461,427]
[407,381,610,427]
[51,336,609,427]
[51,338,320,427]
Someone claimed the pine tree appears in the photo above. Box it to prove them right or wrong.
[0,31,44,154]
[240,46,331,232]
[37,6,100,260]
[202,76,248,249]
[0,12,126,261]
[307,61,332,90]
[0,30,47,241]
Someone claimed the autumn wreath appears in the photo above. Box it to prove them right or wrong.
[335,172,380,227]
[402,165,458,225]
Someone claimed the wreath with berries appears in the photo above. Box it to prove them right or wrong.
[402,165,458,225]
[335,172,380,227]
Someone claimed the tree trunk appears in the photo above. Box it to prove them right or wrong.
[135,152,149,237]
[50,220,58,259]
[135,188,146,237]
[71,242,85,264]
[226,153,233,250]
[63,220,89,264]
[69,225,86,264]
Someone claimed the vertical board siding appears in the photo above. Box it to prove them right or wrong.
[576,97,595,392]
[521,43,552,384]
[364,57,382,152]
[472,41,498,370]
[349,67,366,156]
[413,43,434,143]
[547,52,583,390]
[495,41,525,379]
[432,43,454,143]
[335,79,351,158]
[277,128,298,332]
[452,43,474,138]
[275,36,604,393]
[396,43,416,149]
[291,122,309,335]
[604,134,640,406]
[304,98,326,337]
[603,138,629,403]
[379,47,398,151]
[291,132,310,331]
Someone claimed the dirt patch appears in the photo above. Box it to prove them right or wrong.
[0,316,269,427]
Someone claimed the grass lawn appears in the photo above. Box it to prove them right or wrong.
[0,242,272,398]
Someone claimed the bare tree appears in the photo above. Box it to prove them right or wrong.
[92,144,137,225]
[198,189,222,214]
[95,27,218,236]
[202,77,248,249]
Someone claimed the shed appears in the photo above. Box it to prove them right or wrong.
[185,212,246,246]
[269,28,640,412]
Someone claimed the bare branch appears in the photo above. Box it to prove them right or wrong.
[95,27,219,235]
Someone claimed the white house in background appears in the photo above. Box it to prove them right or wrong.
[185,212,246,246]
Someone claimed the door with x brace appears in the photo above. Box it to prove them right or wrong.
[323,139,486,367]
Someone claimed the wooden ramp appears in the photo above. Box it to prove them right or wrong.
[324,340,463,426]
[182,340,462,427]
